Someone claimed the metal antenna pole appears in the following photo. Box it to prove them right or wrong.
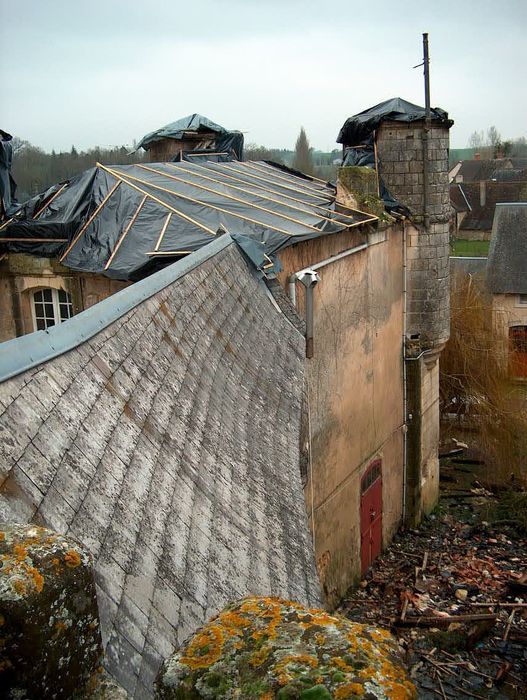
[422,32,430,231]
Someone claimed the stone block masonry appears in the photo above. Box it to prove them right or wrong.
[0,241,321,698]
[377,121,451,350]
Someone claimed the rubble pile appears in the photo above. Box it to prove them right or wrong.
[339,511,527,699]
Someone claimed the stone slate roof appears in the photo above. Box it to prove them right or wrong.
[0,240,321,697]
[455,182,527,231]
[455,158,512,183]
[487,203,527,294]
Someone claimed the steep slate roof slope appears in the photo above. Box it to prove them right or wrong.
[487,203,527,294]
[0,237,321,697]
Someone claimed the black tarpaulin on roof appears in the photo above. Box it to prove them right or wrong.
[136,114,244,160]
[337,97,453,146]
[0,161,374,281]
[337,98,453,217]
[0,130,18,218]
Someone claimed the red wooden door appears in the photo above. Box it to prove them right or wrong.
[360,460,382,576]
[509,326,527,378]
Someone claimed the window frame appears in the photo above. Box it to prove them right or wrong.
[31,287,73,332]
[517,294,527,307]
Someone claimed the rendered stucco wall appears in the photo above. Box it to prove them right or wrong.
[278,226,405,606]
[0,242,320,698]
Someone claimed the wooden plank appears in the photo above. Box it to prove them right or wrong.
[154,212,173,252]
[165,162,352,226]
[242,161,330,196]
[219,162,331,202]
[137,164,324,232]
[60,179,122,261]
[185,161,361,220]
[104,194,147,270]
[0,237,68,242]
[109,166,316,238]
[33,183,68,219]
[98,164,218,237]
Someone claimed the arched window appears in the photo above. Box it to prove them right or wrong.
[31,288,73,331]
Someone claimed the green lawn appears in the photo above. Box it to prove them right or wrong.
[451,239,490,257]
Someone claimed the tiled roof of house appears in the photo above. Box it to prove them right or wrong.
[455,158,512,182]
[455,182,526,231]
[0,237,321,697]
[487,203,527,294]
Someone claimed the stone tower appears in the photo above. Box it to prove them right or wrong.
[376,119,451,354]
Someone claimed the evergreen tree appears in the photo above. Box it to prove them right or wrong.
[292,127,314,175]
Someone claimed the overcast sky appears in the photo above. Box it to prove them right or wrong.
[1,0,526,153]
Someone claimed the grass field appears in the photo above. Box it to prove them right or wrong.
[451,239,490,257]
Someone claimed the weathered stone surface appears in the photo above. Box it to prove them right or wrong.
[83,669,130,699]
[0,242,320,697]
[155,597,416,699]
[0,523,102,698]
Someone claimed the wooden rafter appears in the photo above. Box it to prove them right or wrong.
[60,180,122,261]
[137,164,324,232]
[163,162,350,226]
[104,195,147,270]
[186,161,360,221]
[98,164,218,236]
[108,167,316,238]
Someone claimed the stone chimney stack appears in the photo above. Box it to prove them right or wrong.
[376,119,452,353]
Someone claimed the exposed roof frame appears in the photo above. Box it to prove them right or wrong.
[60,180,122,261]
[104,195,147,270]
[187,161,360,221]
[33,183,69,219]
[163,162,351,226]
[240,161,328,197]
[256,160,330,186]
[108,166,323,238]
[218,162,331,202]
[137,164,325,233]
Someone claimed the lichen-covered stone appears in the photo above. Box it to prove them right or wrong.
[83,669,130,699]
[155,596,416,699]
[0,523,103,699]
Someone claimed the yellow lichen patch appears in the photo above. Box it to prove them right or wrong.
[0,532,5,541]
[314,633,326,646]
[334,683,364,698]
[64,550,81,568]
[260,692,273,700]
[250,645,271,667]
[369,628,391,643]
[331,656,353,673]
[26,564,44,593]
[14,579,27,595]
[179,624,224,669]
[13,544,28,561]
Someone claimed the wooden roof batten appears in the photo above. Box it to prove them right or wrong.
[136,163,325,233]
[162,162,352,226]
[186,161,362,222]
[108,166,321,238]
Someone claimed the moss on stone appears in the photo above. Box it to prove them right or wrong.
[155,597,415,699]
